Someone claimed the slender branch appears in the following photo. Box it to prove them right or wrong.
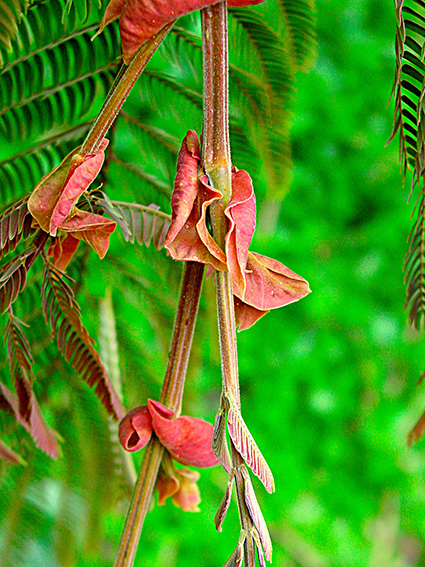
[113,261,205,567]
[81,23,174,156]
[201,3,256,565]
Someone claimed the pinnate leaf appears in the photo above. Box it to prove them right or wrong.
[225,394,275,493]
[214,472,234,532]
[213,406,232,473]
[0,233,47,314]
[97,195,171,250]
[101,0,266,63]
[42,260,125,420]
[0,196,33,260]
[0,379,61,459]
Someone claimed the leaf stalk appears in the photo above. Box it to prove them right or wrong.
[81,23,174,156]
[201,3,256,565]
[113,261,205,567]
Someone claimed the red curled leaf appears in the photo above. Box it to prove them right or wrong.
[148,399,218,468]
[234,251,311,311]
[165,131,226,269]
[101,0,266,64]
[58,209,116,259]
[28,139,109,236]
[119,405,153,452]
[234,297,269,331]
[224,169,256,296]
[48,235,80,272]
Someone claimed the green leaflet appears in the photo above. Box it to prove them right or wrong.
[0,0,28,61]
[96,194,171,250]
[390,0,425,329]
[41,259,125,420]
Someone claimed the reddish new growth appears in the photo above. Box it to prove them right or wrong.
[165,131,311,329]
[119,399,218,511]
[99,0,266,64]
[28,140,116,270]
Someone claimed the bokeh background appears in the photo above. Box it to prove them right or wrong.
[2,0,425,565]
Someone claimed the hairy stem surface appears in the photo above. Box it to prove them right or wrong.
[113,261,205,567]
[201,3,256,565]
[81,23,173,156]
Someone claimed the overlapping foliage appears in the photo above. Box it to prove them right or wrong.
[0,0,317,562]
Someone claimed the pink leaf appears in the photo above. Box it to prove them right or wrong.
[101,0,266,64]
[224,169,256,296]
[234,297,269,331]
[48,235,80,272]
[28,140,108,236]
[119,405,153,452]
[234,251,311,311]
[28,147,81,233]
[165,132,226,269]
[0,382,61,459]
[58,209,116,258]
[148,399,218,468]
[50,139,109,233]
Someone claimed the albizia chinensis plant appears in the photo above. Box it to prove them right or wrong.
[0,0,314,565]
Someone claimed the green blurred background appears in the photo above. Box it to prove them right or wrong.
[3,0,425,565]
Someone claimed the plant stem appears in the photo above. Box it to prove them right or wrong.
[201,3,256,565]
[113,261,205,567]
[81,23,174,156]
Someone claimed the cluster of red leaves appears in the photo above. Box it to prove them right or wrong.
[165,131,311,329]
[28,140,115,271]
[99,0,266,63]
[119,400,218,511]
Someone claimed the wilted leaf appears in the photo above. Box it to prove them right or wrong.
[148,399,218,468]
[119,405,153,451]
[101,0,266,63]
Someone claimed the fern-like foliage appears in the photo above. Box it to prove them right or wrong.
[0,231,46,314]
[96,194,171,250]
[41,259,125,420]
[0,196,33,259]
[0,0,28,62]
[4,309,61,458]
[390,0,425,329]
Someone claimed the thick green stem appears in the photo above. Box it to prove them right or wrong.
[201,3,255,565]
[81,23,173,156]
[113,261,205,567]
